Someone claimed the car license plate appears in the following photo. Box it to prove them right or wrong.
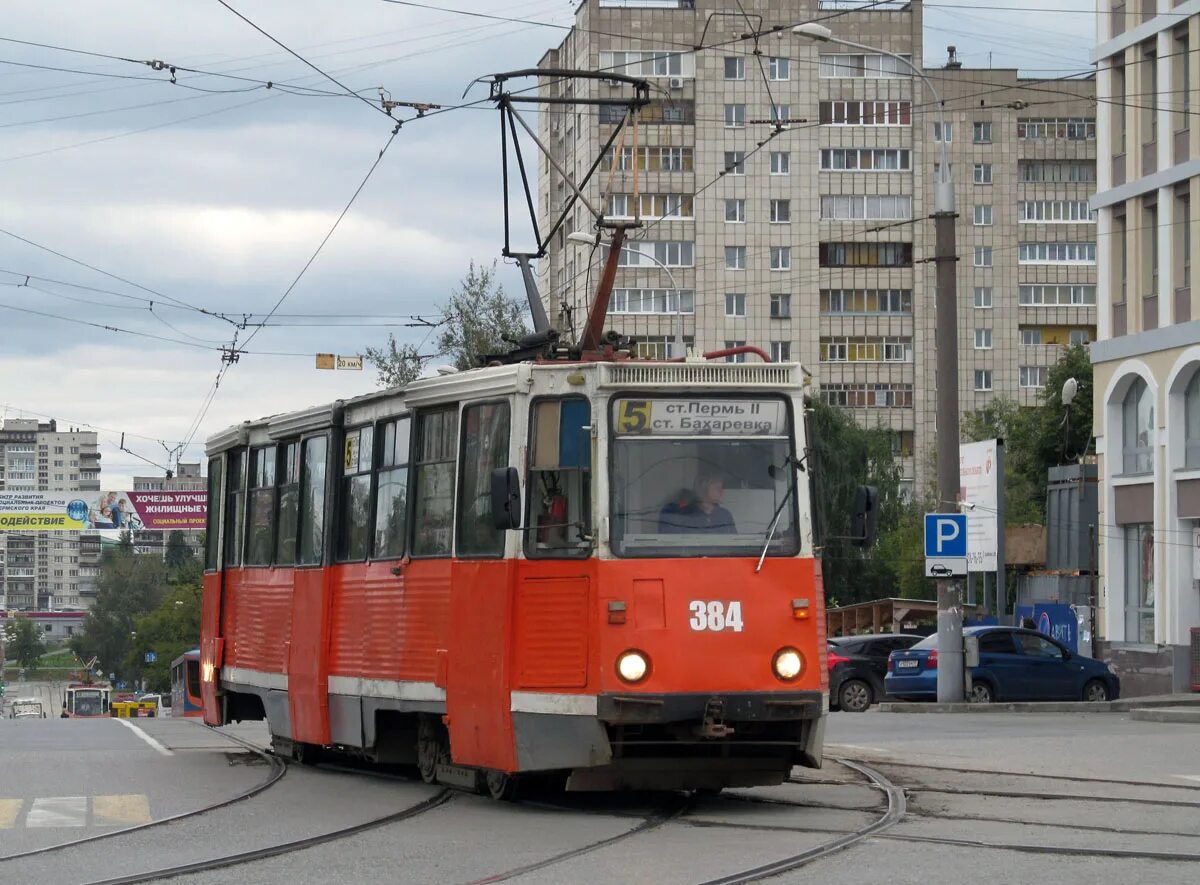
[897,659,919,669]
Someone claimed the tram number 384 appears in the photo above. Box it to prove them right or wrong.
[688,600,744,632]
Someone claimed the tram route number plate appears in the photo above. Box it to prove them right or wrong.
[688,600,744,632]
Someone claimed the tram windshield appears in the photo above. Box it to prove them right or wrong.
[610,396,800,558]
[72,690,104,716]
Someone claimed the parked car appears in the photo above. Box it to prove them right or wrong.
[885,626,1120,703]
[828,634,923,712]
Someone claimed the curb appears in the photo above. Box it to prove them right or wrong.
[1129,707,1200,724]
[876,694,1200,714]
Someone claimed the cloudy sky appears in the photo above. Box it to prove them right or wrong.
[0,0,1097,486]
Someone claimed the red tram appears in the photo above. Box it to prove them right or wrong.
[201,359,861,795]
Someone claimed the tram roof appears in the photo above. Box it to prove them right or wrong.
[206,359,808,455]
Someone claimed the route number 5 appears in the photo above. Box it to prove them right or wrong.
[689,601,744,632]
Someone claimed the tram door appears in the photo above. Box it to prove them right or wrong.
[200,454,228,726]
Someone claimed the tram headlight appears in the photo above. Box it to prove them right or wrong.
[616,650,650,684]
[772,647,803,682]
[201,661,214,683]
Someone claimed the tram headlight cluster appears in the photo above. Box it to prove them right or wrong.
[616,650,650,684]
[772,647,803,682]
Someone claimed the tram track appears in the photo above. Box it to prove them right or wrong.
[0,727,287,864]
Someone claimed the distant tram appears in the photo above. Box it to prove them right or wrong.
[171,649,203,718]
[200,351,876,797]
[62,683,110,718]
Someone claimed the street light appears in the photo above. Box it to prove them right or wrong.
[566,231,687,358]
[796,21,963,702]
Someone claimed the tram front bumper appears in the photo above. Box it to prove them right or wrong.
[596,690,824,725]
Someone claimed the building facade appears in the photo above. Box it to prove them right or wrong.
[536,0,1096,496]
[0,419,101,611]
[1091,0,1199,691]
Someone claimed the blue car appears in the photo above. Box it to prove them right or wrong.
[885,626,1120,704]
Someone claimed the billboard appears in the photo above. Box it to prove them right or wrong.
[959,440,1000,573]
[0,491,206,532]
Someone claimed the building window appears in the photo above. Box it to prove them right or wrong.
[771,103,790,123]
[819,336,912,362]
[602,146,694,172]
[724,293,746,317]
[724,104,745,128]
[973,163,993,184]
[724,56,745,80]
[724,341,747,363]
[725,246,746,270]
[770,199,791,223]
[611,289,695,315]
[820,195,912,221]
[724,151,745,175]
[819,52,913,79]
[618,241,694,267]
[974,370,993,391]
[630,335,694,360]
[820,289,912,314]
[819,100,911,126]
[973,121,993,143]
[1121,377,1154,475]
[1018,161,1096,182]
[974,329,993,350]
[819,383,914,409]
[819,242,913,267]
[1018,243,1096,264]
[1068,329,1090,346]
[1185,372,1200,469]
[819,147,911,171]
[770,151,790,174]
[973,205,993,226]
[768,57,790,80]
[1017,117,1096,139]
[770,341,791,362]
[974,246,993,267]
[933,121,952,142]
[770,247,791,271]
[1124,524,1154,643]
[974,287,993,308]
[725,198,745,223]
[1020,328,1042,345]
[1019,200,1095,222]
[770,294,792,318]
[1018,284,1096,306]
[599,50,692,78]
[1019,366,1048,388]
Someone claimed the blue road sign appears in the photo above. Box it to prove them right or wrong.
[144,652,157,664]
[925,513,968,557]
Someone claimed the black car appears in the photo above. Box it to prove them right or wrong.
[828,633,924,712]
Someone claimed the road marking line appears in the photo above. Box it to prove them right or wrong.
[92,794,152,826]
[114,718,173,756]
[26,797,87,828]
[0,799,23,829]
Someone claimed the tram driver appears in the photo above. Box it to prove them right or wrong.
[658,470,737,534]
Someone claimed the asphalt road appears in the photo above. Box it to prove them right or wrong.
[0,708,1195,884]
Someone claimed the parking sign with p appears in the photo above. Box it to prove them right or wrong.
[924,513,968,577]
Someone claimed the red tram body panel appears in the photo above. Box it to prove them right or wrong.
[201,361,832,791]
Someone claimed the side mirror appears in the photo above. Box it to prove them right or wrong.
[850,485,879,547]
[964,634,980,668]
[489,467,521,531]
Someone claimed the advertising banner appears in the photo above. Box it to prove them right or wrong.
[0,491,206,532]
[959,440,1000,573]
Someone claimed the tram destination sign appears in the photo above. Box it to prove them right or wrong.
[615,398,786,436]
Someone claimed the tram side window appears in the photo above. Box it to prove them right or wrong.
[187,658,201,699]
[412,407,458,556]
[246,445,277,566]
[205,457,223,570]
[298,436,328,565]
[223,450,245,567]
[374,417,410,559]
[526,398,592,558]
[458,402,511,557]
[338,426,374,561]
[275,442,301,565]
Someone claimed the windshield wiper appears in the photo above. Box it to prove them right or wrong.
[755,454,805,574]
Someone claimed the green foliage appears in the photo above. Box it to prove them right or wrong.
[961,345,1093,523]
[872,504,929,600]
[129,583,202,693]
[4,617,47,669]
[164,531,195,576]
[365,261,530,386]
[809,400,906,605]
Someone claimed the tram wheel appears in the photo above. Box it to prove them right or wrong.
[484,769,521,802]
[417,717,447,785]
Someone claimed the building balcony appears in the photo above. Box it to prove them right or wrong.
[1113,300,1128,337]
[1143,293,1159,331]
[1021,343,1070,366]
[1177,287,1192,324]
[1141,140,1157,176]
[1110,3,1125,37]
[1175,128,1191,165]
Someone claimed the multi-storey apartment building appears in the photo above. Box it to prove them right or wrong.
[0,418,101,610]
[131,462,206,558]
[1091,0,1198,691]
[536,0,1096,496]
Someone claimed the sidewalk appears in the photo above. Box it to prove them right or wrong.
[876,693,1200,715]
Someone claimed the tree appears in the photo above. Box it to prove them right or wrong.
[129,582,201,693]
[164,531,194,575]
[365,261,530,386]
[4,617,47,669]
[961,345,1094,523]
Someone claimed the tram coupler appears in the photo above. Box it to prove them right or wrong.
[694,697,735,739]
